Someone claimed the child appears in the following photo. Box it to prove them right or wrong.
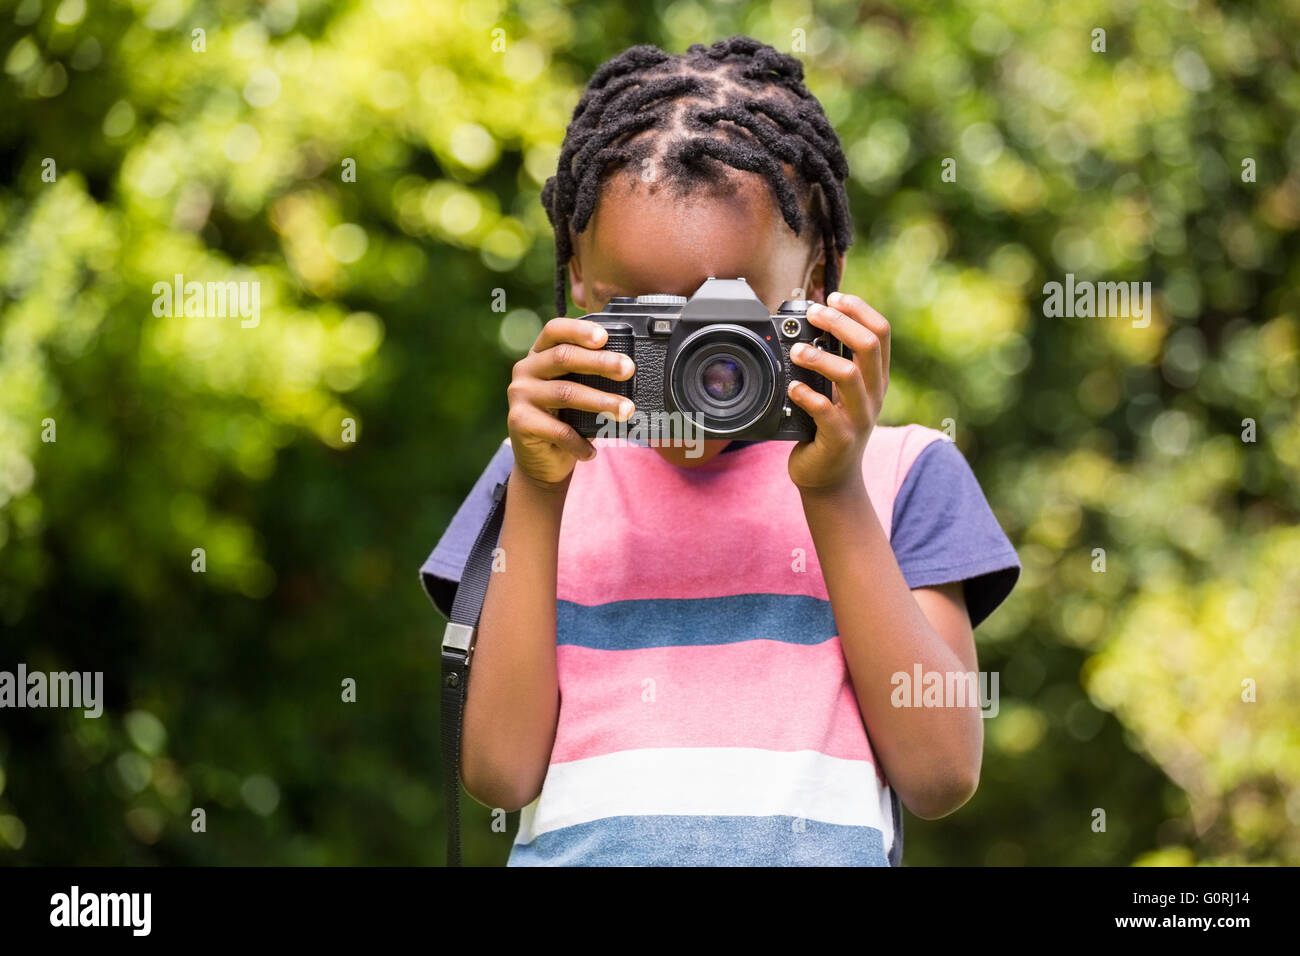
[421,36,1020,866]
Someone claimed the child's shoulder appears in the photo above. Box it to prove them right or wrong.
[866,422,951,465]
[871,422,949,441]
[857,424,954,532]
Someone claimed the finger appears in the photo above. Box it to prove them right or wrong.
[806,302,884,396]
[805,301,877,359]
[506,403,597,461]
[828,292,890,386]
[521,377,635,421]
[532,317,610,353]
[790,340,870,425]
[787,379,854,449]
[529,341,635,382]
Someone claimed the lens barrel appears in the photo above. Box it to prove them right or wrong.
[668,324,779,435]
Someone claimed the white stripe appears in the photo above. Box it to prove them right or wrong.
[515,747,892,851]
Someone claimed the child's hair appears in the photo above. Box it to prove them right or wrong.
[541,35,854,318]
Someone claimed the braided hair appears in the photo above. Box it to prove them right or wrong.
[540,35,853,318]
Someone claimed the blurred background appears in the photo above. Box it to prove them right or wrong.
[1,0,1297,865]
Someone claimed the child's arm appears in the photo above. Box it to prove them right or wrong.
[800,485,981,819]
[787,292,983,819]
[460,318,634,811]
[460,465,567,811]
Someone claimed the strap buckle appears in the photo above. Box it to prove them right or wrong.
[441,621,477,666]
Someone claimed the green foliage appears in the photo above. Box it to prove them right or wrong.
[1,0,1296,865]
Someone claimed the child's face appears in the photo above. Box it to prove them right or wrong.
[568,168,840,467]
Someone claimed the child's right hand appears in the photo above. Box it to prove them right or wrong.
[507,317,636,488]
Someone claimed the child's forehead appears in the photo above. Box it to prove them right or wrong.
[575,171,809,296]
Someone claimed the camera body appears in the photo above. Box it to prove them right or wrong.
[558,277,847,442]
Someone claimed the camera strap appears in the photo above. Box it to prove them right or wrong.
[439,478,508,867]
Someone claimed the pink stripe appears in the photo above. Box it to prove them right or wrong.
[551,637,884,781]
[556,425,945,604]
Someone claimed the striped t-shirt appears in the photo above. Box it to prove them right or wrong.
[422,424,1020,866]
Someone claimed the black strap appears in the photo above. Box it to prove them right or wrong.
[440,478,508,867]
[889,788,904,866]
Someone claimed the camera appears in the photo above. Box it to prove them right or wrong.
[558,277,847,442]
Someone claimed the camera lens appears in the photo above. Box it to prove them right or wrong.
[701,356,744,403]
[668,325,780,435]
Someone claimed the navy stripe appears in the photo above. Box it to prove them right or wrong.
[508,815,888,866]
[557,593,838,650]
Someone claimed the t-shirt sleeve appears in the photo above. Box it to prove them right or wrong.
[889,439,1020,628]
[419,439,515,619]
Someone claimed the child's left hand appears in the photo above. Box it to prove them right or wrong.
[786,291,891,494]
